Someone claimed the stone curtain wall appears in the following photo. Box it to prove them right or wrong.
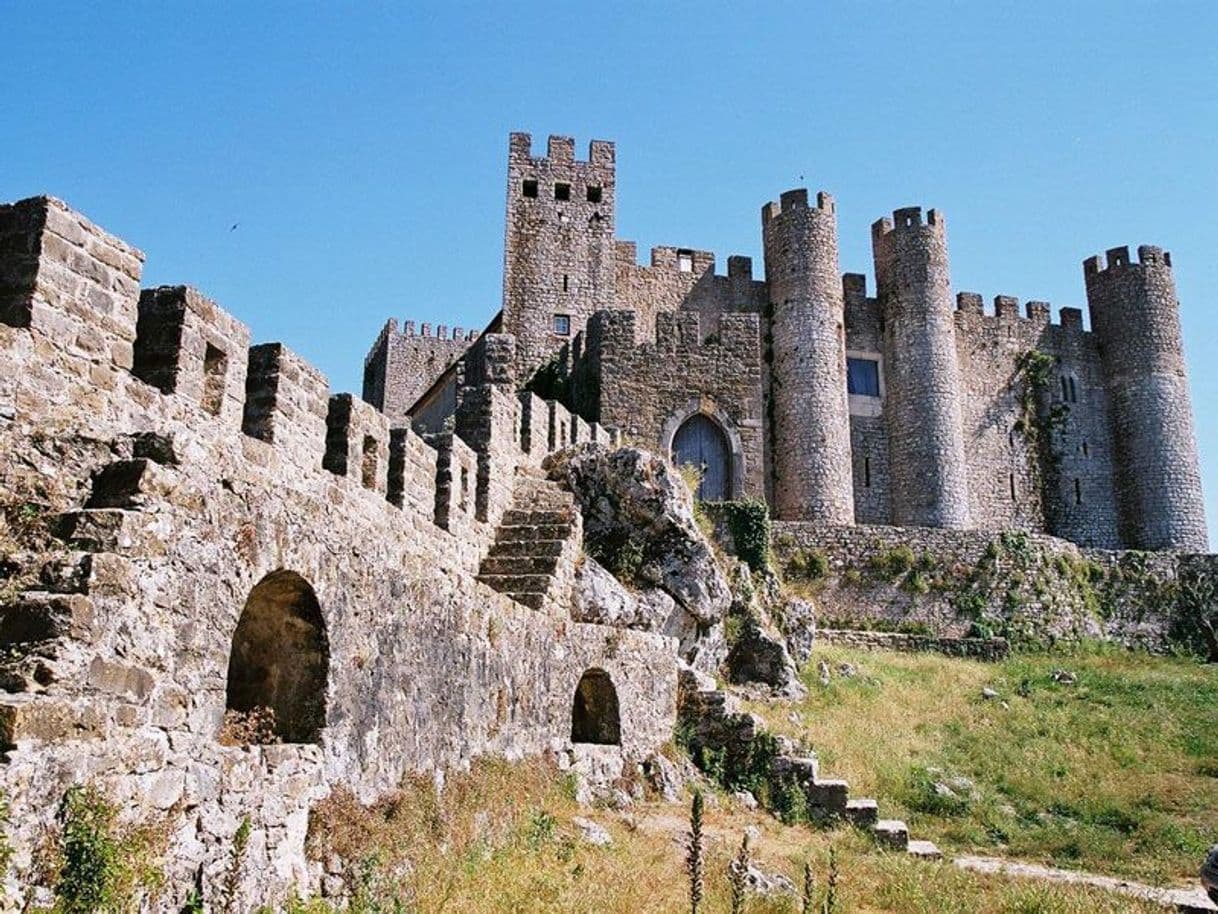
[612,242,767,344]
[0,196,678,907]
[362,319,477,424]
[772,521,1210,651]
[579,309,766,500]
[817,628,1010,661]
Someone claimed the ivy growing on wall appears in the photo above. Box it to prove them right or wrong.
[1014,349,1071,512]
[713,499,772,574]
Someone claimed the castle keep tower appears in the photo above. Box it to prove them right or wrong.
[872,208,971,529]
[762,190,855,523]
[502,133,616,378]
[1084,246,1207,551]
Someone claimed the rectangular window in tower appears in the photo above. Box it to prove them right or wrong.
[677,249,693,272]
[1061,376,1069,400]
[553,314,571,336]
[847,357,881,397]
[1075,478,1082,504]
[562,274,569,292]
[522,179,538,198]
[864,456,871,488]
[1009,473,1017,501]
[1082,441,1090,458]
[1068,377,1077,402]
[586,185,602,203]
[554,182,570,201]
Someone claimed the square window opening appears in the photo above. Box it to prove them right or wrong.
[522,179,538,198]
[677,249,694,273]
[586,185,602,203]
[554,182,571,201]
[847,357,881,397]
[553,314,572,336]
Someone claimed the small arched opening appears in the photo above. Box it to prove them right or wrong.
[225,570,329,743]
[672,413,732,501]
[570,668,621,746]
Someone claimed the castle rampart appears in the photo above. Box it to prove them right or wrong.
[0,194,677,906]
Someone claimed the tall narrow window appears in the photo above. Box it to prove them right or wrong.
[562,274,569,292]
[1060,376,1069,400]
[864,456,871,488]
[1068,377,1077,403]
[1074,478,1082,504]
[1009,473,1017,501]
[1082,441,1090,458]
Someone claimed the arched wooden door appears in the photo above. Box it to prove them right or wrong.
[672,413,731,501]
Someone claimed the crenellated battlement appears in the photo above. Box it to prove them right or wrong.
[761,188,835,223]
[509,132,615,168]
[954,291,1086,331]
[1083,244,1173,276]
[614,240,756,281]
[0,193,598,575]
[871,206,946,241]
[398,320,479,341]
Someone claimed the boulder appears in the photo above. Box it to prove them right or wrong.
[726,614,798,692]
[546,445,731,665]
[571,816,612,846]
[642,752,683,803]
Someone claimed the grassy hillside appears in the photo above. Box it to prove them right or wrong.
[295,757,1169,913]
[746,644,1218,886]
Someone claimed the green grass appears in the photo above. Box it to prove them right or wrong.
[746,644,1218,886]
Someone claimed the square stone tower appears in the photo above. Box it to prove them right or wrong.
[501,133,616,378]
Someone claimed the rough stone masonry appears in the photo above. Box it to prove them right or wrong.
[376,131,1208,554]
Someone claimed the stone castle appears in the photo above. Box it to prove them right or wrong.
[366,132,1207,554]
[0,133,1211,907]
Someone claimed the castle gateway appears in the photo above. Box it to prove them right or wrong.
[365,132,1207,553]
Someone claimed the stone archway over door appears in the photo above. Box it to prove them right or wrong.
[672,413,731,501]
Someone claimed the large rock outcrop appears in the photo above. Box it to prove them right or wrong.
[546,445,731,669]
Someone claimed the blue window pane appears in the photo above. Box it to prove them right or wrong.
[847,358,880,397]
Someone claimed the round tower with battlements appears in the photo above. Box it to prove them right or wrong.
[1084,245,1207,551]
[872,207,971,529]
[761,189,855,523]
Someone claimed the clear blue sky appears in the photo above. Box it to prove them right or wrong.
[4,2,1217,538]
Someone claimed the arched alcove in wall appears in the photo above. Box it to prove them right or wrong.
[225,569,329,743]
[570,668,621,746]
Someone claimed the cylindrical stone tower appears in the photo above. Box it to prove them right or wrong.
[761,189,855,523]
[872,207,971,529]
[1084,245,1207,551]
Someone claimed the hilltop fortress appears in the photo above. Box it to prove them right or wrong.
[0,134,1212,906]
[367,133,1207,554]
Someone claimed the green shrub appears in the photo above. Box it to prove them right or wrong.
[870,545,915,580]
[787,548,830,582]
[717,500,772,573]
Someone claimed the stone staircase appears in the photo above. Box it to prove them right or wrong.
[678,669,941,859]
[0,444,171,747]
[476,471,582,613]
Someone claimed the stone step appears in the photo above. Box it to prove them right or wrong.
[501,508,574,527]
[845,797,879,827]
[0,693,103,749]
[86,459,175,509]
[806,778,850,814]
[52,509,142,553]
[506,592,545,610]
[906,840,942,860]
[476,573,553,594]
[486,539,566,559]
[494,523,573,543]
[0,592,94,646]
[479,555,559,576]
[873,819,910,851]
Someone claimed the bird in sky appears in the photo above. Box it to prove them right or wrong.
[230,222,240,232]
